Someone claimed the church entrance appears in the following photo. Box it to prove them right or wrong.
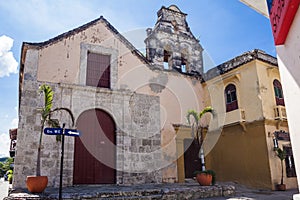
[73,109,116,184]
[184,138,202,178]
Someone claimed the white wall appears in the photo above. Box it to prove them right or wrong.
[275,8,300,198]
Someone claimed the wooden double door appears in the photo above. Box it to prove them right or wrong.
[73,109,116,184]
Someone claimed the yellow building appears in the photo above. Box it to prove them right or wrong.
[201,49,297,190]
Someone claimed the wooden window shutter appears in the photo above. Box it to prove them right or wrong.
[86,52,110,88]
[225,84,238,112]
[273,80,285,106]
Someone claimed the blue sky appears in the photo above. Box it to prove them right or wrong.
[0,0,275,157]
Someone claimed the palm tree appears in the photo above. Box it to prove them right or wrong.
[276,147,287,186]
[186,106,213,148]
[36,84,74,176]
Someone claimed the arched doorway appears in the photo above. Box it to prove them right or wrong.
[73,109,116,184]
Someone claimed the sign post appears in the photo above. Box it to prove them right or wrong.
[44,125,81,200]
[58,124,65,200]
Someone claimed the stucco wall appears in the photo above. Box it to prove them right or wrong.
[255,60,282,120]
[276,9,300,194]
[264,123,297,190]
[203,58,297,189]
[206,122,272,189]
[205,60,264,129]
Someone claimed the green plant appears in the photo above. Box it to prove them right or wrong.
[35,84,75,176]
[0,157,13,173]
[276,147,286,185]
[187,107,214,184]
[186,106,213,148]
[194,170,216,185]
[7,169,13,183]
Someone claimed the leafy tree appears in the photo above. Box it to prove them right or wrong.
[0,162,4,177]
[0,158,14,177]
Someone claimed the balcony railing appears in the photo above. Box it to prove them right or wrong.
[274,105,287,120]
[224,108,246,125]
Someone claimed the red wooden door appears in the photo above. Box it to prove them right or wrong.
[73,109,116,184]
[184,138,201,178]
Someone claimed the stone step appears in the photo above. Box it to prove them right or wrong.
[5,183,235,200]
[95,189,163,198]
[102,194,163,200]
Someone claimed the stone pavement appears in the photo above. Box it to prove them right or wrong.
[207,182,298,200]
[3,181,300,200]
[0,178,9,200]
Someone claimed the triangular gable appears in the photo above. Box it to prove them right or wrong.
[21,16,150,65]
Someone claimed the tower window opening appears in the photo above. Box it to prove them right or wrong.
[164,50,171,70]
[181,55,187,73]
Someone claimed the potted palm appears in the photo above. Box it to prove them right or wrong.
[26,84,74,193]
[275,147,287,191]
[187,106,214,186]
[194,169,216,186]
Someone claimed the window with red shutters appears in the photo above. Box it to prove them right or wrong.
[273,79,285,106]
[86,52,110,88]
[225,84,238,112]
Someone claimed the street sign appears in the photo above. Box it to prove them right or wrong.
[44,128,63,135]
[65,129,81,137]
[44,128,81,137]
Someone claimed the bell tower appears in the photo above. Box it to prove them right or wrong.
[145,5,204,75]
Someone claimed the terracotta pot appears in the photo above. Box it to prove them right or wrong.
[26,176,48,193]
[276,184,286,191]
[196,173,212,186]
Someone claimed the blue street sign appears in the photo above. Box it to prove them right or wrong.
[65,129,81,137]
[44,128,63,135]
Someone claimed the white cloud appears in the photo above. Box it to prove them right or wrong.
[0,1,99,37]
[11,118,18,128]
[0,35,18,78]
[0,132,10,157]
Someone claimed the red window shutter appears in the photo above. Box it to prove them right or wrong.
[273,80,285,106]
[86,52,110,88]
[225,84,238,112]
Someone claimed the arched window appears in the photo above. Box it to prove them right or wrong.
[225,84,238,112]
[273,80,285,106]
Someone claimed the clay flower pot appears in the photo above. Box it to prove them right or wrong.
[196,173,212,186]
[276,184,286,191]
[26,176,48,193]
